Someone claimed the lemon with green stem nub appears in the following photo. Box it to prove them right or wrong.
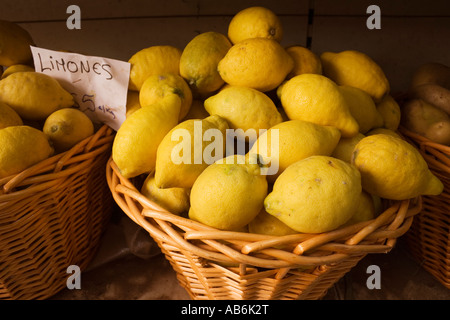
[139,73,193,120]
[264,155,362,233]
[351,134,444,200]
[227,6,283,44]
[179,31,232,97]
[128,45,182,91]
[189,154,268,231]
[43,108,94,153]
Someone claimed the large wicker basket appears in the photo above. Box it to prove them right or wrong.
[400,127,450,289]
[107,158,422,300]
[0,124,115,300]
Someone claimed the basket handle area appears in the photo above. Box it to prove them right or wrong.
[107,158,423,269]
[1,125,114,194]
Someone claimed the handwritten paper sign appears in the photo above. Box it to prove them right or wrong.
[31,46,130,131]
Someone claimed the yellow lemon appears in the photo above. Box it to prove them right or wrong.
[1,64,34,79]
[321,50,390,102]
[154,115,229,189]
[0,20,35,66]
[227,6,283,44]
[286,45,322,78]
[182,99,209,120]
[128,45,182,91]
[248,120,341,182]
[341,191,376,227]
[139,73,192,120]
[204,85,283,142]
[331,133,365,163]
[339,85,384,134]
[376,94,401,131]
[248,208,297,236]
[43,108,94,153]
[141,174,190,215]
[0,71,74,121]
[125,90,141,118]
[0,125,54,179]
[179,31,232,97]
[351,134,444,200]
[366,127,401,139]
[264,155,362,233]
[189,154,268,231]
[112,98,180,179]
[279,74,359,137]
[217,38,293,92]
[0,101,23,129]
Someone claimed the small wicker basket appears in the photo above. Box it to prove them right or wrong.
[400,127,450,289]
[107,158,422,300]
[0,124,115,300]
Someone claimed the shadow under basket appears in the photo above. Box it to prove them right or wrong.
[107,158,422,300]
[0,125,115,300]
[400,127,450,289]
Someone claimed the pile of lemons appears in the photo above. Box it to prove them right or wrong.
[113,6,444,235]
[0,20,95,180]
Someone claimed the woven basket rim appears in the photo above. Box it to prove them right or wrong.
[0,124,115,196]
[399,126,450,175]
[106,157,423,270]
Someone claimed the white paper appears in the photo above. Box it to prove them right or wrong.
[30,46,130,131]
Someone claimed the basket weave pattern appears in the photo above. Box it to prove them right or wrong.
[0,125,115,300]
[400,127,450,289]
[107,158,422,300]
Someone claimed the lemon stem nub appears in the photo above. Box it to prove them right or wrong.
[255,154,268,168]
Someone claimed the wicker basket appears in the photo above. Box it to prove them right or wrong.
[399,126,450,289]
[0,124,115,300]
[107,158,422,300]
